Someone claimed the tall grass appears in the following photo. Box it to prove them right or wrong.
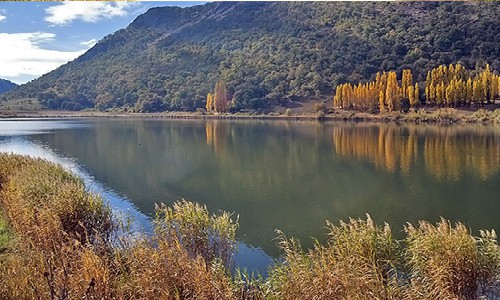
[267,215,403,300]
[0,154,239,299]
[0,154,114,299]
[0,154,113,248]
[154,200,238,268]
[1,153,500,299]
[404,219,500,299]
[115,200,238,299]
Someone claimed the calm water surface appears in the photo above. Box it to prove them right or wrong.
[1,118,500,274]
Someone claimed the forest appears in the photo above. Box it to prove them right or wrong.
[0,79,17,94]
[333,63,500,112]
[1,1,499,112]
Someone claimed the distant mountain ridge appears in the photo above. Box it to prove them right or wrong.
[0,79,17,94]
[2,1,499,112]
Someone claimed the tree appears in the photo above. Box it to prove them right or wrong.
[333,85,343,108]
[466,78,473,106]
[206,93,214,112]
[385,71,399,112]
[413,83,419,107]
[402,69,413,99]
[213,80,228,113]
[379,91,385,113]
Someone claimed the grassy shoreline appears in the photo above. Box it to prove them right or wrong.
[2,106,500,124]
[1,154,500,299]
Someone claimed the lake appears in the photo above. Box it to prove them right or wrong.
[1,118,500,274]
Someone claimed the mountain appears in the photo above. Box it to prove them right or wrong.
[0,79,17,94]
[2,1,499,112]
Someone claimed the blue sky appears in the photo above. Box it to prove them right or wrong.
[0,1,206,84]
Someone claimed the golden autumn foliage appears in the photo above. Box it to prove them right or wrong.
[332,124,500,180]
[206,81,229,113]
[206,93,214,112]
[425,63,500,107]
[334,63,500,114]
[333,69,419,113]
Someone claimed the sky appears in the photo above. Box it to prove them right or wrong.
[0,1,206,85]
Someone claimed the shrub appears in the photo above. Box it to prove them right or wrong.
[471,108,492,122]
[154,200,238,268]
[405,108,429,123]
[429,108,461,123]
[404,219,500,299]
[267,215,403,299]
[316,110,326,120]
[314,102,326,113]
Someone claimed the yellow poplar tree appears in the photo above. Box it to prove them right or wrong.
[402,69,413,99]
[333,86,342,108]
[379,90,385,113]
[466,78,473,106]
[206,93,213,112]
[385,71,399,112]
[214,80,228,113]
[414,83,419,107]
[408,85,417,108]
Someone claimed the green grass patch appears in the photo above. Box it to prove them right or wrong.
[0,211,13,251]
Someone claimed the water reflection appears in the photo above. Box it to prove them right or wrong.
[0,135,272,274]
[0,137,151,234]
[332,124,500,181]
[8,119,499,265]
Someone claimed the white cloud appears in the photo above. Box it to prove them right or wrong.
[45,2,133,26]
[80,38,97,48]
[0,32,85,84]
[0,10,6,22]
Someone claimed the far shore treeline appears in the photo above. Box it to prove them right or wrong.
[334,63,500,112]
[0,2,499,113]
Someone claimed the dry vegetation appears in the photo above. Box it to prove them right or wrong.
[1,153,500,299]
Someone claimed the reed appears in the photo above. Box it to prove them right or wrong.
[115,200,239,299]
[267,215,403,300]
[1,153,500,299]
[154,200,238,268]
[0,154,240,299]
[404,219,500,299]
[0,154,115,299]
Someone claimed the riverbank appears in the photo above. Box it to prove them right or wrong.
[1,106,500,124]
[1,154,500,299]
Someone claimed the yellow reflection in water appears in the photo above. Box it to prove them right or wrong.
[333,124,500,181]
[205,121,227,157]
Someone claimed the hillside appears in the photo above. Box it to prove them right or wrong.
[0,79,17,94]
[2,1,499,112]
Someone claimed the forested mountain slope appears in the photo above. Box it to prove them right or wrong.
[2,1,499,112]
[0,79,17,94]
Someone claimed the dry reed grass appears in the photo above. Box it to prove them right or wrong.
[0,154,240,299]
[1,153,500,299]
[404,219,500,299]
[267,215,403,300]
